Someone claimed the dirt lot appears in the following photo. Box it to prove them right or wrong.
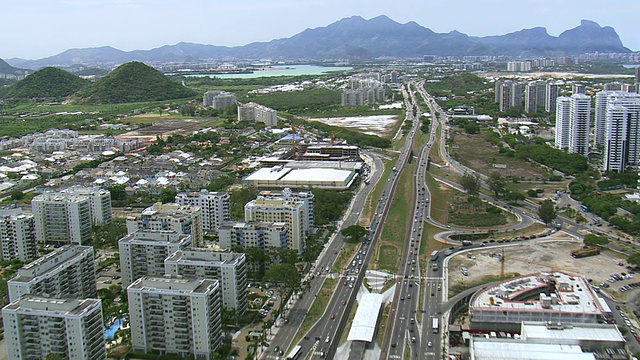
[448,235,634,300]
[118,118,209,140]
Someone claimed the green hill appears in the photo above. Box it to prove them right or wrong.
[3,67,89,98]
[75,61,197,103]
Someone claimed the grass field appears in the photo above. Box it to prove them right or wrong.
[450,129,549,181]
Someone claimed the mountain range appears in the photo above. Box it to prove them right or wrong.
[4,16,631,69]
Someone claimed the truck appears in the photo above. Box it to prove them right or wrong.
[571,246,600,258]
[432,317,439,333]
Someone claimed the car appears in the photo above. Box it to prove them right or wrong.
[279,350,284,356]
[411,336,416,343]
[391,343,397,348]
[400,296,405,301]
[616,305,621,310]
[407,294,411,299]
[330,314,335,320]
[427,341,433,347]
[325,336,330,343]
[342,300,347,305]
[343,281,347,286]
[274,346,280,353]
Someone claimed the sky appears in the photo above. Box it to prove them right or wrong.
[2,0,639,60]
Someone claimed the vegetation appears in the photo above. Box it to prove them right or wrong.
[311,189,353,226]
[584,234,610,247]
[538,199,557,224]
[460,171,481,196]
[2,67,89,98]
[449,194,507,227]
[340,225,368,243]
[75,61,197,103]
[299,119,392,148]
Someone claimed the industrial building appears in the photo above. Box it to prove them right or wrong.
[469,272,604,332]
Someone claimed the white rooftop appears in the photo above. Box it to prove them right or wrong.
[347,293,383,342]
[521,322,624,343]
[472,340,594,360]
[282,168,353,182]
[471,272,602,315]
[244,167,291,181]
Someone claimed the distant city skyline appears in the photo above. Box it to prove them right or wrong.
[3,0,639,60]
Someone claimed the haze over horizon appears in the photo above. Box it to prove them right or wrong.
[4,0,639,60]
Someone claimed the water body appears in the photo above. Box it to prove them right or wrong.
[104,318,121,339]
[182,65,352,79]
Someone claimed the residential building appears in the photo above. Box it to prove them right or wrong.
[554,96,571,151]
[244,188,314,253]
[217,221,288,249]
[545,82,559,112]
[525,81,547,113]
[604,81,623,91]
[8,244,96,302]
[165,249,248,313]
[595,90,615,147]
[203,90,237,109]
[497,81,523,112]
[126,202,203,247]
[32,192,92,245]
[599,91,640,171]
[237,102,278,126]
[61,186,113,226]
[3,296,106,360]
[0,208,37,262]
[128,275,222,359]
[118,231,192,287]
[572,83,586,95]
[175,190,230,233]
[568,93,592,157]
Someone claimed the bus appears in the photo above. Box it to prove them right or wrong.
[286,345,302,360]
[432,317,439,334]
[430,250,439,261]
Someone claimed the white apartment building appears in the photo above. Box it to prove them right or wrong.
[126,202,203,247]
[175,190,230,233]
[218,221,289,250]
[32,192,92,245]
[568,93,592,157]
[555,96,572,151]
[165,249,248,313]
[128,275,222,359]
[596,91,640,171]
[244,188,314,253]
[237,102,278,126]
[118,231,192,287]
[0,208,37,262]
[203,90,237,109]
[61,186,113,226]
[8,244,96,302]
[3,296,106,360]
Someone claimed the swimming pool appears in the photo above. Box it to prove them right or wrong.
[104,318,121,339]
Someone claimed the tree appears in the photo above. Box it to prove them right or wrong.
[264,263,301,318]
[538,199,557,224]
[584,234,610,247]
[9,190,24,201]
[340,225,368,243]
[461,171,481,196]
[487,172,506,198]
[628,252,640,268]
[158,188,176,203]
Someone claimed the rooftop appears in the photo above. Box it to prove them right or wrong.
[471,271,602,315]
[347,293,383,342]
